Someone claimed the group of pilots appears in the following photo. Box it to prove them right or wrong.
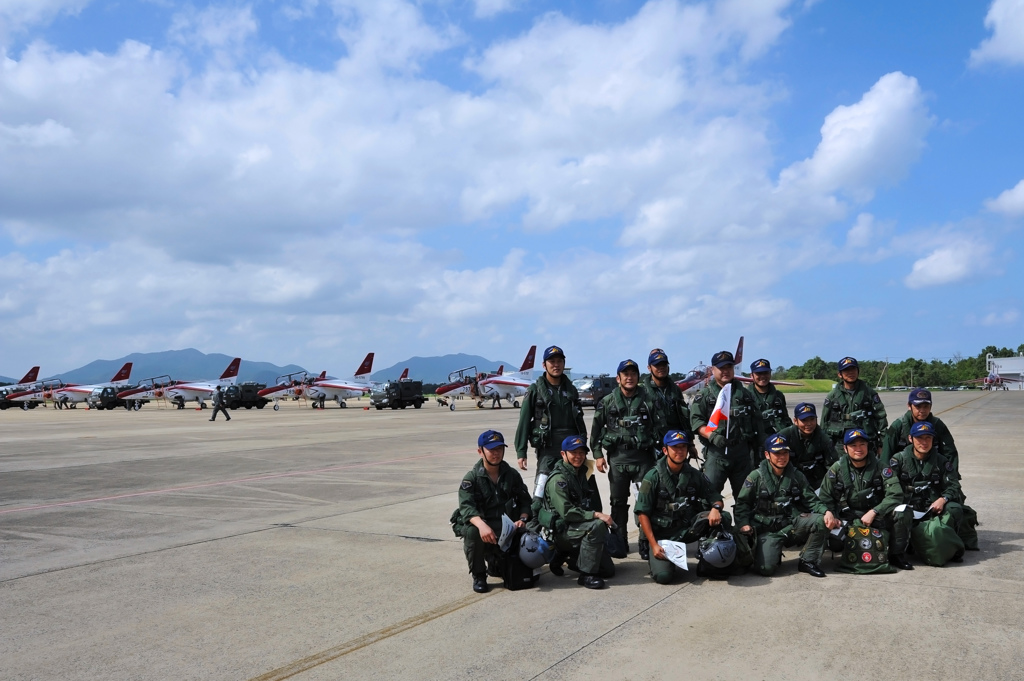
[454,345,978,592]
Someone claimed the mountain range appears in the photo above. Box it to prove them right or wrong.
[39,350,306,386]
[1,350,520,387]
[370,354,514,384]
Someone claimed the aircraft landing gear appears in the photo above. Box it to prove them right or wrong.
[449,403,455,411]
[513,400,520,408]
[273,403,280,411]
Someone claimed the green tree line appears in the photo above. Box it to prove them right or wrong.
[774,345,1024,387]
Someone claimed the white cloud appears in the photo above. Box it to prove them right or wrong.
[970,0,1024,67]
[169,5,258,51]
[984,178,1024,216]
[0,0,962,373]
[981,309,1020,326]
[904,239,993,289]
[778,72,931,203]
[0,0,89,38]
[473,0,519,19]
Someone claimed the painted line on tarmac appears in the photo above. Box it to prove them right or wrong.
[0,450,468,516]
[247,592,490,681]
[934,391,992,416]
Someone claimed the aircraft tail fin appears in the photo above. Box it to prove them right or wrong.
[399,368,409,380]
[497,365,504,376]
[318,370,327,380]
[735,336,744,366]
[111,362,133,383]
[520,345,537,372]
[354,352,374,377]
[19,366,40,384]
[220,358,241,381]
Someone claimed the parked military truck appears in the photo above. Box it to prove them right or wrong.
[371,380,426,410]
[87,386,148,411]
[223,382,270,410]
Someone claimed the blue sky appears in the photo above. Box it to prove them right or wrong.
[1,0,1023,378]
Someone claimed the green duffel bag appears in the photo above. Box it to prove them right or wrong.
[837,521,895,575]
[911,512,965,567]
[958,504,980,551]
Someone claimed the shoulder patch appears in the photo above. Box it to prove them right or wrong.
[557,480,568,489]
[945,461,954,472]
[889,457,899,468]
[460,480,473,491]
[703,474,712,485]
[823,398,830,406]
[882,467,893,479]
[873,394,881,403]
[827,470,836,480]
[743,479,754,489]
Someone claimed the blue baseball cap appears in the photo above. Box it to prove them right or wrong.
[908,388,932,405]
[838,357,859,371]
[543,345,565,361]
[617,359,639,374]
[844,428,869,444]
[794,402,817,421]
[663,430,691,447]
[910,421,936,438]
[711,350,735,368]
[561,435,588,452]
[750,358,771,374]
[765,433,790,453]
[648,349,669,366]
[478,430,506,449]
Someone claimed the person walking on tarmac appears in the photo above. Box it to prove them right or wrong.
[514,345,587,482]
[749,359,792,436]
[210,386,231,422]
[821,357,887,456]
[642,349,697,460]
[690,350,765,502]
[591,359,658,557]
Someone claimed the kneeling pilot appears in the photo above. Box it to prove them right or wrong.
[635,430,735,583]
[735,433,829,577]
[456,430,533,593]
[539,435,615,589]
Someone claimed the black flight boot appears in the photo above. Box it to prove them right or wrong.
[472,573,490,593]
[577,573,606,589]
[889,554,914,570]
[798,560,826,578]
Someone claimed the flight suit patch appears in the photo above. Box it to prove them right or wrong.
[945,462,954,472]
[743,479,754,489]
[882,467,893,478]
[460,480,473,491]
[557,481,568,489]
[827,470,836,480]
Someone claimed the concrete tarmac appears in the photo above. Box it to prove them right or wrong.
[1,391,1022,680]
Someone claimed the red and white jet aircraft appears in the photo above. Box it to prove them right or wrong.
[305,353,375,408]
[257,370,326,410]
[150,358,242,405]
[961,371,1022,390]
[475,345,537,409]
[50,362,134,407]
[0,366,42,409]
[436,364,502,410]
[1,366,41,391]
[5,377,67,409]
[674,337,801,395]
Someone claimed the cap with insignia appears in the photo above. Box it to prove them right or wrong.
[662,430,691,447]
[750,358,772,374]
[764,434,790,453]
[648,349,669,366]
[794,402,816,421]
[616,359,639,374]
[843,428,869,444]
[908,387,932,405]
[478,430,506,449]
[838,357,859,371]
[543,346,565,361]
[711,350,735,368]
[561,435,588,452]
[909,421,935,438]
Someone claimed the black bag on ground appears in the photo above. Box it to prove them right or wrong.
[502,530,538,591]
[604,531,628,559]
